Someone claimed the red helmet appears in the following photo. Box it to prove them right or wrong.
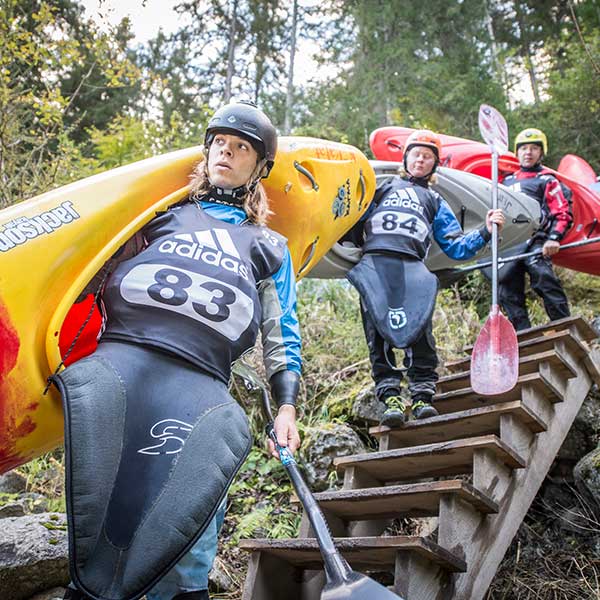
[403,129,442,177]
[404,129,442,158]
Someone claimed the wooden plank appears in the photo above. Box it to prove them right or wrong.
[461,316,597,356]
[433,372,562,415]
[291,480,498,520]
[438,349,576,393]
[239,536,467,573]
[438,347,600,600]
[333,435,525,482]
[395,552,453,600]
[444,329,589,373]
[242,551,303,600]
[370,401,546,448]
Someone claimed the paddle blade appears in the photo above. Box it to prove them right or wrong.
[478,104,508,154]
[322,570,404,600]
[470,306,519,395]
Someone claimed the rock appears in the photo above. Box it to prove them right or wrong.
[574,446,600,511]
[351,386,385,423]
[0,471,27,494]
[0,494,50,520]
[591,315,600,336]
[558,385,600,463]
[0,513,69,599]
[208,555,235,592]
[27,587,66,600]
[0,502,26,519]
[302,423,366,491]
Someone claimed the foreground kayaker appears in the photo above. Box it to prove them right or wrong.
[58,101,302,600]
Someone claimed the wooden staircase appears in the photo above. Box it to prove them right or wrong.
[240,317,600,600]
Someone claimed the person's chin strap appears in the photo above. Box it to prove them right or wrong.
[202,158,267,207]
[406,173,433,188]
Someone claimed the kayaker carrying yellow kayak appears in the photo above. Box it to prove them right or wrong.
[57,101,302,600]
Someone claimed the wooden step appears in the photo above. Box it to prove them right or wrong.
[291,480,498,521]
[369,401,546,448]
[445,329,589,373]
[334,435,525,484]
[437,349,576,393]
[240,536,467,573]
[461,316,597,356]
[433,371,562,415]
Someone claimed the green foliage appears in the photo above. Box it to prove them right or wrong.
[296,280,372,424]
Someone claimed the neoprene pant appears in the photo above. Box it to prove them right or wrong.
[360,301,438,401]
[498,241,570,331]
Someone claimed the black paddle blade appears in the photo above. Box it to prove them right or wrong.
[322,570,405,600]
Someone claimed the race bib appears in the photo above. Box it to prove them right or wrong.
[371,211,429,242]
[120,263,254,341]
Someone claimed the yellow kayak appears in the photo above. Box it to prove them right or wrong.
[0,137,375,473]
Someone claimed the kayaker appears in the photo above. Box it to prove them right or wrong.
[499,128,573,330]
[59,101,302,600]
[348,129,505,426]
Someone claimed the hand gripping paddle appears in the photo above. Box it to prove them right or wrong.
[232,362,405,600]
[470,105,519,395]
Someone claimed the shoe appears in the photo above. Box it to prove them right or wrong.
[411,396,438,420]
[381,396,406,427]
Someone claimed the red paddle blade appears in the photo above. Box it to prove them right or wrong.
[470,306,519,395]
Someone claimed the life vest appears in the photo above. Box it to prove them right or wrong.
[503,169,573,235]
[101,201,286,383]
[362,178,441,260]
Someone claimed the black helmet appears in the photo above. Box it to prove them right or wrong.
[204,101,277,178]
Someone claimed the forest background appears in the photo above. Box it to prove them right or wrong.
[2,1,600,598]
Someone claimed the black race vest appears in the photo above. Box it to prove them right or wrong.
[362,178,441,260]
[101,202,286,383]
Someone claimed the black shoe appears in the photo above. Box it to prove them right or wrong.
[380,396,406,427]
[411,396,438,420]
[173,591,210,600]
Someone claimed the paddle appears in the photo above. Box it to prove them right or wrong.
[470,105,519,395]
[436,235,600,280]
[232,362,405,600]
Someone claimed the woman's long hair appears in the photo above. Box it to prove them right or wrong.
[188,156,272,226]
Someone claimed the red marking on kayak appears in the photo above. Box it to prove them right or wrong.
[0,299,36,474]
[59,294,101,365]
[0,303,19,377]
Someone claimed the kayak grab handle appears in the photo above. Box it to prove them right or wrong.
[359,170,366,207]
[512,214,531,224]
[588,218,598,237]
[294,161,319,191]
[297,237,319,277]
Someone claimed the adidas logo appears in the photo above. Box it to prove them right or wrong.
[158,228,249,280]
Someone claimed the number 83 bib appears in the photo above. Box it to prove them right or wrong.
[101,202,286,383]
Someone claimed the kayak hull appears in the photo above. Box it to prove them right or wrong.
[369,126,600,276]
[308,162,540,281]
[0,138,375,473]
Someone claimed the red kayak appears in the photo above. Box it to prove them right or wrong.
[370,126,600,275]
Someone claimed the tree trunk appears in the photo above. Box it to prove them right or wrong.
[224,0,238,103]
[283,0,298,134]
[485,0,511,107]
[514,0,541,104]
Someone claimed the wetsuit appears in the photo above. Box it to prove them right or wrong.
[355,176,491,402]
[65,196,301,600]
[500,166,573,330]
